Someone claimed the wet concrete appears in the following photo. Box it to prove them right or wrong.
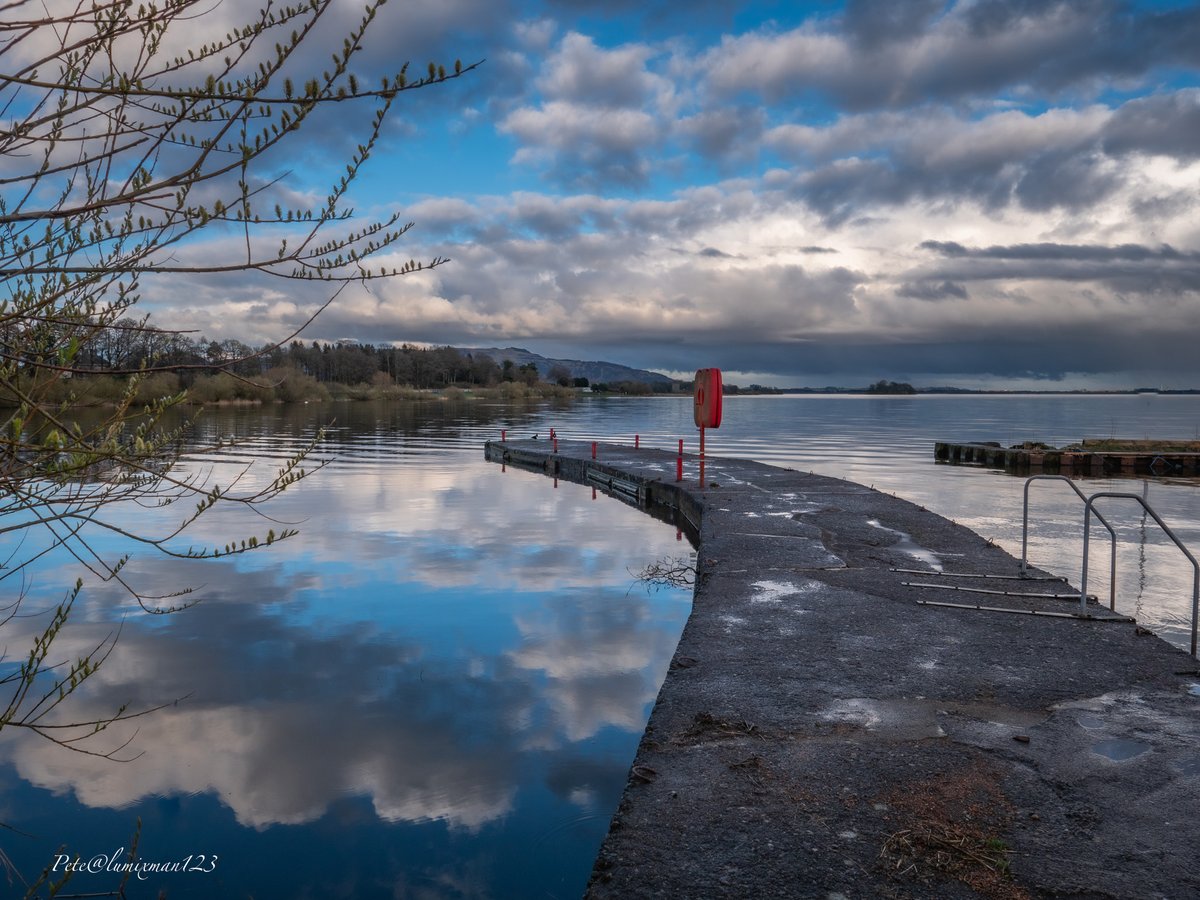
[486,439,1200,899]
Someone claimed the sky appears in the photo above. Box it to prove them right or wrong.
[152,0,1200,388]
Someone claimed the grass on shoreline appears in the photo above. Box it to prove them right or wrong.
[0,369,580,409]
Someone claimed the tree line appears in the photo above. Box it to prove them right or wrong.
[8,318,555,392]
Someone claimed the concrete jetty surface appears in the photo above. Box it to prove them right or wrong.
[486,439,1200,899]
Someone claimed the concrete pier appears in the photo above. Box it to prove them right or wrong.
[486,439,1200,899]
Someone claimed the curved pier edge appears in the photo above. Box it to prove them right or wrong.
[485,439,1200,899]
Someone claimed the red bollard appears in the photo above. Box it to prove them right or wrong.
[550,428,556,440]
[635,434,640,448]
[502,429,506,441]
[553,437,558,453]
[591,486,597,500]
[678,439,683,456]
[591,441,597,459]
[676,454,683,482]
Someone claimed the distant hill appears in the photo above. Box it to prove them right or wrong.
[456,347,675,386]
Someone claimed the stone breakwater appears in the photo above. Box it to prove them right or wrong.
[486,439,1200,899]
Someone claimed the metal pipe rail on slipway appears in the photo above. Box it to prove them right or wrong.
[1079,492,1200,657]
[1022,475,1118,610]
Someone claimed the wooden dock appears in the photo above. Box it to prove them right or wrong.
[935,439,1200,477]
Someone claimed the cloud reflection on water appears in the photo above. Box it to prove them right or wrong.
[0,451,691,838]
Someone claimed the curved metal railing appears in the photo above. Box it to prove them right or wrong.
[1080,492,1200,657]
[1022,475,1118,610]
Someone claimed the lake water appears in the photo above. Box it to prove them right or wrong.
[2,393,1198,898]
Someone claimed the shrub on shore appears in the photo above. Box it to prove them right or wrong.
[1,368,579,408]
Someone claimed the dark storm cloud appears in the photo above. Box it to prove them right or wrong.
[962,0,1200,89]
[919,241,1198,262]
[913,240,1200,294]
[509,193,593,239]
[843,0,945,48]
[543,0,741,30]
[896,280,970,302]
[268,0,518,126]
[1011,149,1123,211]
[702,0,1200,110]
[1103,89,1200,159]
[610,326,1200,382]
[677,106,767,163]
[786,158,918,225]
[765,86,1200,221]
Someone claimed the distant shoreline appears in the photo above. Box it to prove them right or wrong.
[723,388,1200,396]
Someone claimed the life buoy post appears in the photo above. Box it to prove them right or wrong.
[694,368,723,486]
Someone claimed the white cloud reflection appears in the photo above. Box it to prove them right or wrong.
[0,443,691,832]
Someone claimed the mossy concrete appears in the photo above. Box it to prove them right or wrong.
[486,439,1200,899]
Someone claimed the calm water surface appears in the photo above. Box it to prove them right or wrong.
[3,393,1199,898]
[1,399,692,899]
[527,393,1200,647]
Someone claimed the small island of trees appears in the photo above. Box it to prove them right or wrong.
[866,379,917,394]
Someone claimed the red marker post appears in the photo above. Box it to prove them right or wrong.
[693,368,723,487]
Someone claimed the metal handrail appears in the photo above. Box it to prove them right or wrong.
[1022,475,1118,610]
[1080,492,1200,657]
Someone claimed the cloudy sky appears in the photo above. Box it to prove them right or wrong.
[158,0,1200,388]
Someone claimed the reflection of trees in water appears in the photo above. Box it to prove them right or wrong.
[634,556,697,590]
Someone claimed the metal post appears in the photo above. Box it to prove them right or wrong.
[699,425,705,486]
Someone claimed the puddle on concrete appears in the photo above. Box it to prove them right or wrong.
[821,698,947,740]
[866,519,943,572]
[750,580,816,605]
[789,503,832,516]
[1175,758,1200,777]
[940,701,1049,728]
[1092,739,1150,761]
